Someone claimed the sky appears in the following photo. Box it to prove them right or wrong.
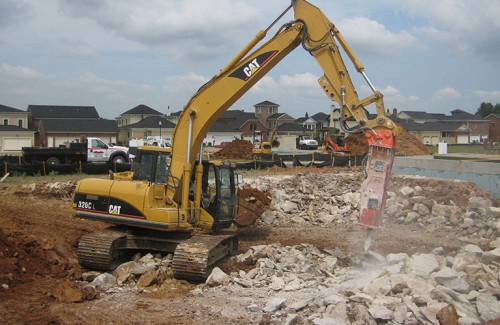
[1,0,500,120]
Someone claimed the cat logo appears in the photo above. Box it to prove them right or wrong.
[109,204,122,215]
[229,50,278,81]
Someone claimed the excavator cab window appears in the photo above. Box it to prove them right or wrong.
[155,153,171,184]
[201,163,236,230]
[133,150,171,184]
[133,151,154,181]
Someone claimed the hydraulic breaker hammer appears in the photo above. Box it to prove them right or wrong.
[359,129,396,252]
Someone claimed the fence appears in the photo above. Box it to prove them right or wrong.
[0,153,365,177]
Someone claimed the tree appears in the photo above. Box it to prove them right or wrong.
[476,102,500,117]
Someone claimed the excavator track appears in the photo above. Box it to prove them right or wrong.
[172,234,238,281]
[77,228,129,271]
[77,227,237,281]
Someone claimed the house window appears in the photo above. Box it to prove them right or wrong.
[18,119,23,127]
[3,119,8,125]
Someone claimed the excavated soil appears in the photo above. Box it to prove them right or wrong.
[0,170,497,324]
[211,140,254,159]
[345,128,434,156]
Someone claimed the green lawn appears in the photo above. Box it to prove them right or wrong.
[427,144,500,155]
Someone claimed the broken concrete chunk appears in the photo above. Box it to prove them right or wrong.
[263,297,287,313]
[205,267,229,287]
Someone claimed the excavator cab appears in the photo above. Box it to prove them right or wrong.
[200,162,237,230]
[132,146,171,184]
[133,147,237,230]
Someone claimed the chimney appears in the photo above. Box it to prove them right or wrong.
[392,107,398,116]
[166,105,171,117]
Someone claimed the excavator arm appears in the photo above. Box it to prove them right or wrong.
[167,0,399,244]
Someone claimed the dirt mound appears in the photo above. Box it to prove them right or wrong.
[345,127,433,156]
[212,140,253,159]
[344,133,369,156]
[0,229,68,288]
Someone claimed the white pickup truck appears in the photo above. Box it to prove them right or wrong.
[296,135,318,150]
[22,137,129,165]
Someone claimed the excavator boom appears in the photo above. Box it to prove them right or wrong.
[168,0,399,232]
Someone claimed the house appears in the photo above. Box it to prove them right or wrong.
[165,109,181,125]
[116,104,164,127]
[295,113,317,135]
[206,120,244,147]
[397,111,442,123]
[216,110,267,143]
[396,109,489,144]
[440,109,489,143]
[38,119,120,147]
[119,116,176,146]
[27,105,118,147]
[28,105,99,130]
[311,112,329,130]
[0,104,35,155]
[397,119,470,145]
[254,100,279,127]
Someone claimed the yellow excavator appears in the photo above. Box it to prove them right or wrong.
[72,0,399,280]
[252,125,279,156]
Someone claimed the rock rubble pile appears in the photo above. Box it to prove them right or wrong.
[202,242,500,324]
[76,240,500,324]
[243,172,499,243]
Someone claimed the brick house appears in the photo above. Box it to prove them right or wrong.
[397,109,489,144]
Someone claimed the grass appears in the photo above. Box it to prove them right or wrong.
[427,144,500,155]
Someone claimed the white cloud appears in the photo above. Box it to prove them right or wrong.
[0,62,42,79]
[250,76,279,94]
[339,17,416,56]
[380,85,401,97]
[474,90,500,102]
[279,73,318,88]
[162,72,209,95]
[432,87,462,101]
